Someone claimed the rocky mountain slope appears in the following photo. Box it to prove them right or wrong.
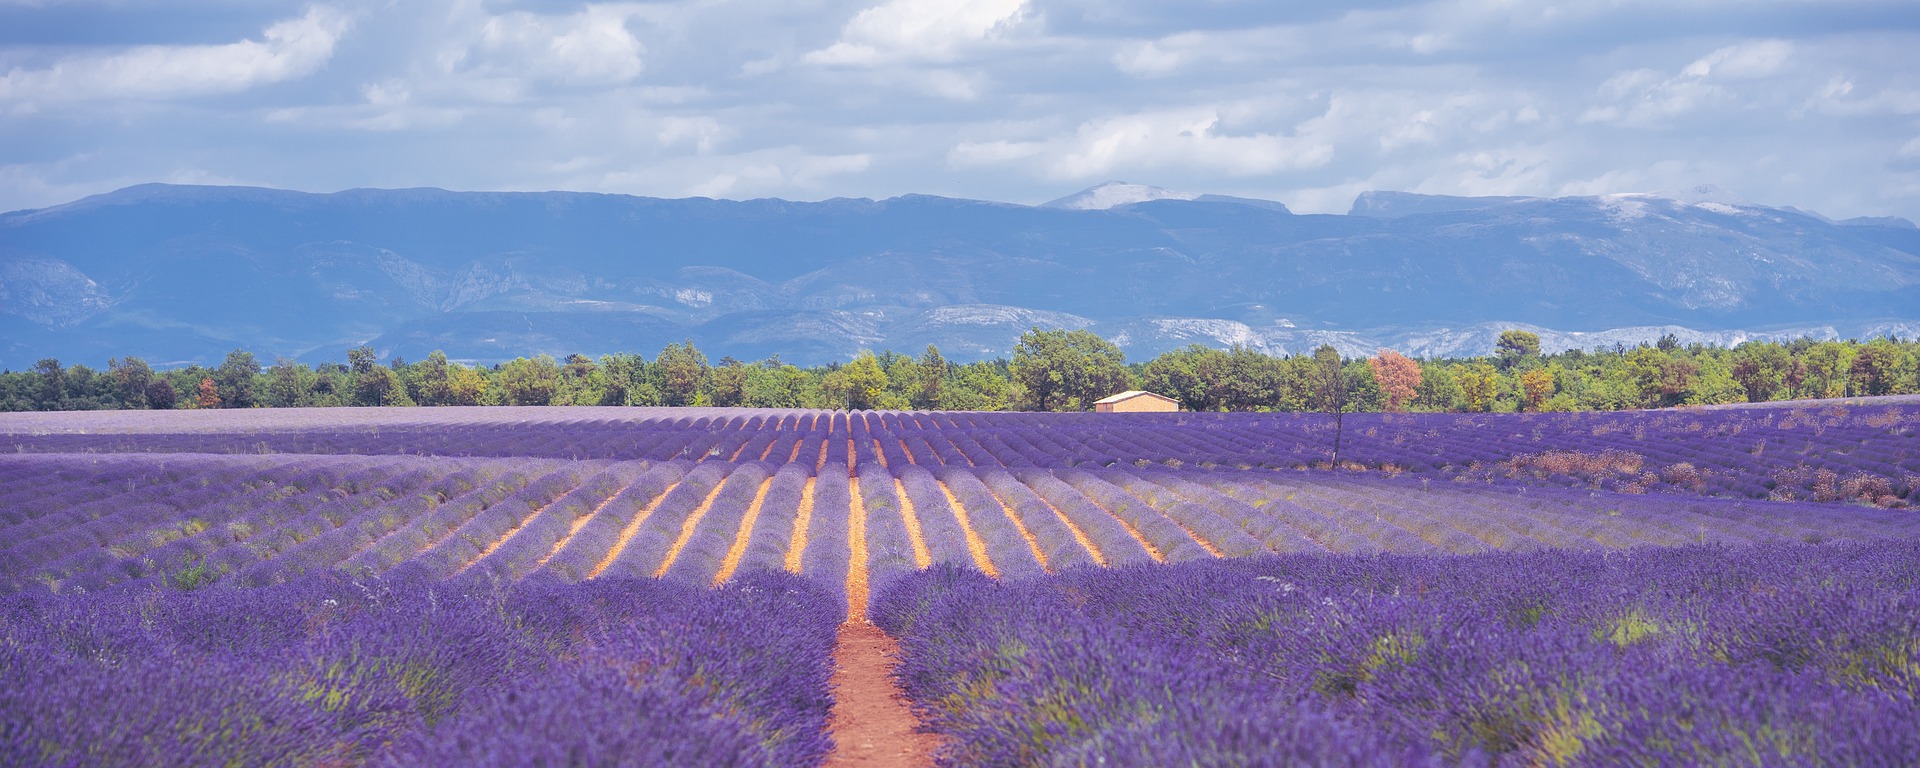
[1,182,1915,367]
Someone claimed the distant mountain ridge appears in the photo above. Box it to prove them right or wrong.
[1,182,1916,367]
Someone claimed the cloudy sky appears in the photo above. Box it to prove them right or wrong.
[3,0,1919,218]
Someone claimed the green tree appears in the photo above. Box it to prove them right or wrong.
[558,353,610,405]
[743,364,809,408]
[1798,341,1854,399]
[1140,345,1220,411]
[1458,362,1502,412]
[657,341,709,407]
[411,351,455,406]
[265,358,308,408]
[1625,347,1696,408]
[1308,346,1345,413]
[913,346,947,409]
[841,352,890,410]
[346,346,378,376]
[1220,347,1282,411]
[1010,327,1131,411]
[1413,362,1460,411]
[446,364,488,406]
[1494,330,1542,370]
[599,353,655,406]
[353,366,414,407]
[1730,342,1789,402]
[1686,353,1745,405]
[1342,360,1382,413]
[215,349,261,408]
[819,367,851,409]
[937,362,1013,411]
[497,355,564,406]
[1849,338,1915,397]
[708,358,750,407]
[107,357,154,409]
[32,358,63,410]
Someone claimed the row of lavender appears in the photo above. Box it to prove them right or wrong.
[7,452,1919,601]
[3,569,839,767]
[4,403,1915,505]
[872,539,1920,766]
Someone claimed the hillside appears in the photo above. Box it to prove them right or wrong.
[2,182,1917,367]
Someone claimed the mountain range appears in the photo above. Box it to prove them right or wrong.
[2,181,1916,368]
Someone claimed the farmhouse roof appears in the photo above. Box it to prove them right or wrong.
[1094,390,1177,405]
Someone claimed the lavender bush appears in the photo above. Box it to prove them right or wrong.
[1,568,839,767]
[872,538,1920,767]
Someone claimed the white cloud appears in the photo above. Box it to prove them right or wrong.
[805,0,1031,66]
[1580,40,1794,126]
[1112,38,1190,76]
[475,4,647,85]
[1810,77,1920,116]
[657,115,727,152]
[0,7,351,104]
[947,139,1047,167]
[1682,39,1793,79]
[680,152,874,198]
[951,105,1334,180]
[4,1,1920,223]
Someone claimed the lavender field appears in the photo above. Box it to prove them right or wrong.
[3,401,1918,766]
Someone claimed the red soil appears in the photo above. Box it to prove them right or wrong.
[825,621,942,768]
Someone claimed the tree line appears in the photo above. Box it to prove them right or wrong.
[3,329,1917,414]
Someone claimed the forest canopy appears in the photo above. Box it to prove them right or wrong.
[4,329,1917,414]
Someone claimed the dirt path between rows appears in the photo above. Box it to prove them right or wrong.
[825,621,942,768]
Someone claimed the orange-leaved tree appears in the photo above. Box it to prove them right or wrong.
[1520,368,1556,411]
[196,377,221,409]
[1367,349,1422,412]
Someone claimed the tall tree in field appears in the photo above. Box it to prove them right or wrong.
[1366,349,1422,412]
[1312,345,1346,466]
[1010,327,1130,411]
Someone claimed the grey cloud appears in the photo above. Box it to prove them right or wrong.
[0,0,1917,222]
